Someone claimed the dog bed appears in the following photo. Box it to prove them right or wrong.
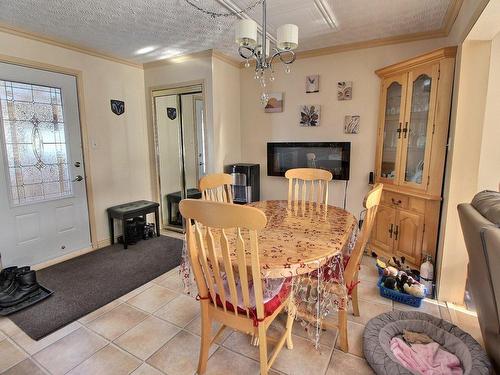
[363,311,491,375]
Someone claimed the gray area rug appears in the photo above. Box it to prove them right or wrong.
[9,235,183,340]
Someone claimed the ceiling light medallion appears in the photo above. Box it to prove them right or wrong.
[185,0,299,105]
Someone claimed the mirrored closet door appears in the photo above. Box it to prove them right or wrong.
[153,84,206,232]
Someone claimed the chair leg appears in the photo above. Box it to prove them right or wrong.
[258,324,268,375]
[285,302,295,349]
[198,302,211,375]
[337,309,349,353]
[352,273,360,317]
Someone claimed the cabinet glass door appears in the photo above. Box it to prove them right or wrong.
[377,75,407,184]
[400,65,438,189]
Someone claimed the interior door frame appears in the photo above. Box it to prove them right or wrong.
[149,80,207,233]
[0,53,97,249]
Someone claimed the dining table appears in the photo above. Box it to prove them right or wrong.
[180,199,358,347]
[245,200,357,279]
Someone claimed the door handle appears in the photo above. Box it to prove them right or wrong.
[403,122,408,138]
[396,122,402,139]
[388,224,393,238]
[72,175,84,182]
[394,225,399,240]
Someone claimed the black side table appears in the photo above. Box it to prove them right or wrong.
[107,200,160,249]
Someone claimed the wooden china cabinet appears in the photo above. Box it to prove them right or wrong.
[369,47,456,266]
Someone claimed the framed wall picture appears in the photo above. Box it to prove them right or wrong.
[344,115,360,134]
[300,105,320,127]
[264,92,283,113]
[306,74,319,93]
[337,81,353,100]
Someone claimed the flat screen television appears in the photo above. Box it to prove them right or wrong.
[267,142,350,180]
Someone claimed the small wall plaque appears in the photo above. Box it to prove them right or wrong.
[110,100,125,115]
[167,107,177,120]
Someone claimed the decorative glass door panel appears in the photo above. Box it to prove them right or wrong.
[0,62,90,267]
[400,65,438,189]
[378,75,406,184]
[0,80,72,205]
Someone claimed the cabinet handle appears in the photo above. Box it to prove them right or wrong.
[403,122,408,138]
[394,225,399,240]
[391,198,402,205]
[388,224,393,238]
[396,122,402,139]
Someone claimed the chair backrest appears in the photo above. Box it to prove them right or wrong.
[179,199,268,320]
[199,173,233,203]
[344,183,383,284]
[285,168,333,208]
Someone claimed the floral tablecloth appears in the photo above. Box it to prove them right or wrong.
[180,200,358,347]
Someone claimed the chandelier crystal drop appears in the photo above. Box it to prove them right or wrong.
[185,0,298,105]
[235,0,298,105]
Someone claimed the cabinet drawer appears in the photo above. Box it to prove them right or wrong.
[408,197,426,214]
[382,191,409,209]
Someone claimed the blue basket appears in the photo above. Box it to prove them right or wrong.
[377,264,420,281]
[377,278,423,308]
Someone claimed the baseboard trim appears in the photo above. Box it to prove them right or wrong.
[32,236,119,270]
[32,244,102,271]
[32,234,180,270]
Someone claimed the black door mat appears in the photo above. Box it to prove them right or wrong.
[8,235,183,340]
[0,285,53,316]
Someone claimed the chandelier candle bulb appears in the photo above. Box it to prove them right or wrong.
[277,24,299,50]
[235,19,258,47]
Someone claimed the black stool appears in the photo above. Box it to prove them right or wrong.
[107,200,160,249]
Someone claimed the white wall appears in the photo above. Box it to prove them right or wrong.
[212,57,242,169]
[436,40,491,303]
[239,38,450,217]
[478,32,500,191]
[436,0,500,303]
[0,31,150,246]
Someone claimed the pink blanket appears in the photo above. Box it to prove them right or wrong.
[390,337,463,375]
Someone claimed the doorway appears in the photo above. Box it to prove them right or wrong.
[152,84,206,232]
[0,62,91,267]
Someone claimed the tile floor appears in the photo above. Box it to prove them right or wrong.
[0,247,483,375]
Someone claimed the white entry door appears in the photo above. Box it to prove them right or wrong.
[0,62,90,267]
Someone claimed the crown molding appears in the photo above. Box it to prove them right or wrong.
[142,49,241,69]
[375,46,458,77]
[142,50,213,69]
[0,21,143,69]
[238,0,463,67]
[296,29,448,60]
[443,0,465,34]
[211,50,242,68]
[0,0,463,70]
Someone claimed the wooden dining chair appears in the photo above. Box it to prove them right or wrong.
[179,199,296,375]
[199,173,233,203]
[285,168,333,208]
[296,183,383,352]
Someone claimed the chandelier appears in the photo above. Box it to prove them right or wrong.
[185,0,299,105]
